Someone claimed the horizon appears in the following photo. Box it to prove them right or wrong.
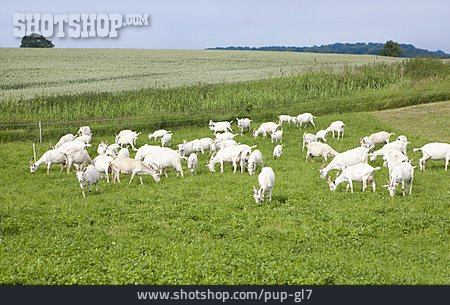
[1,0,449,53]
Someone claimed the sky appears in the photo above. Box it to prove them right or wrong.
[1,0,449,52]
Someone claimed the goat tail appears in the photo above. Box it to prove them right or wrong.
[413,147,422,152]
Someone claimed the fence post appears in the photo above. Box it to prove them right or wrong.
[39,121,42,144]
[33,142,37,163]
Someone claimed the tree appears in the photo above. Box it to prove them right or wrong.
[20,33,54,48]
[379,40,402,57]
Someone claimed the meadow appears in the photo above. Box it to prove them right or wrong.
[0,49,449,284]
[0,102,448,284]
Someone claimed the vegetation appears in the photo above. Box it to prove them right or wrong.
[208,43,450,58]
[20,33,54,48]
[379,40,402,57]
[0,49,399,102]
[0,104,448,284]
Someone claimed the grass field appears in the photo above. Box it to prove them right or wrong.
[0,102,448,284]
[0,49,399,101]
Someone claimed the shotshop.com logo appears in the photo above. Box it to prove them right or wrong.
[13,13,149,38]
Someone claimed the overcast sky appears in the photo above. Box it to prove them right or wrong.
[1,0,449,52]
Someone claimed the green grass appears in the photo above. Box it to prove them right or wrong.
[0,103,448,284]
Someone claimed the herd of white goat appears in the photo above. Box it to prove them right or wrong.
[29,113,449,200]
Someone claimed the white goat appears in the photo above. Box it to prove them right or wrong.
[214,139,238,150]
[148,129,170,141]
[187,153,198,175]
[57,140,90,154]
[117,147,130,159]
[74,134,92,145]
[236,118,252,135]
[64,149,93,173]
[177,139,199,156]
[414,142,450,171]
[194,137,215,154]
[215,132,237,141]
[161,133,172,147]
[306,142,338,162]
[295,113,316,128]
[116,131,140,150]
[370,136,410,161]
[30,149,66,173]
[55,134,77,148]
[97,142,108,155]
[273,144,283,158]
[247,150,263,175]
[315,129,328,142]
[111,157,160,184]
[209,120,233,132]
[278,115,292,125]
[134,144,165,161]
[207,145,255,173]
[271,129,283,143]
[77,126,92,137]
[302,132,317,151]
[328,163,381,193]
[76,165,100,198]
[253,122,279,138]
[93,154,114,183]
[143,149,184,177]
[253,167,275,203]
[361,131,395,148]
[327,121,345,139]
[382,150,408,178]
[319,147,369,179]
[383,160,415,197]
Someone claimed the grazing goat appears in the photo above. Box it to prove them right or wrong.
[236,118,252,135]
[370,136,410,161]
[383,160,415,197]
[315,129,328,142]
[161,133,172,147]
[207,145,255,173]
[177,139,199,156]
[247,150,263,175]
[76,165,99,198]
[30,149,66,173]
[277,115,292,125]
[295,113,316,128]
[194,138,215,154]
[319,147,369,179]
[273,144,283,158]
[111,157,160,184]
[302,132,317,151]
[215,132,237,141]
[413,142,450,171]
[271,129,283,143]
[214,139,238,150]
[361,131,395,148]
[148,129,170,141]
[328,163,381,193]
[143,149,184,177]
[253,167,275,203]
[253,122,279,138]
[306,142,338,162]
[327,121,345,139]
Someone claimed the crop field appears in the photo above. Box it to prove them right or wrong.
[0,49,399,101]
[0,102,449,284]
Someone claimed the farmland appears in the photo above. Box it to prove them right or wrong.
[0,49,449,284]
